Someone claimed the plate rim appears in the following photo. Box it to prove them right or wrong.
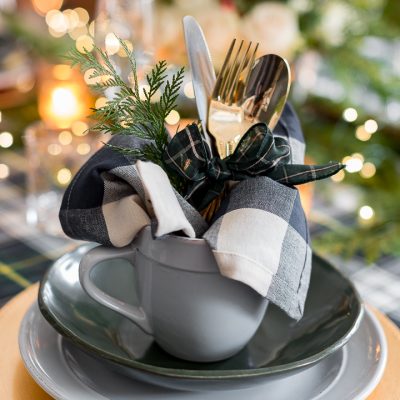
[20,304,385,400]
[38,249,364,380]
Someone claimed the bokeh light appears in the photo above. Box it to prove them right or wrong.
[355,125,372,141]
[0,132,13,148]
[364,119,378,134]
[360,162,376,179]
[165,110,180,125]
[359,205,374,220]
[342,107,358,122]
[58,131,73,145]
[57,168,72,185]
[71,121,89,136]
[0,163,9,179]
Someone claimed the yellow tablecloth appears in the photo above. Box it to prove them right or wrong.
[0,284,399,400]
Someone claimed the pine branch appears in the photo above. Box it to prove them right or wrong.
[65,38,187,191]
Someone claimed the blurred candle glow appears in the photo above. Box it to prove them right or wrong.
[38,64,92,129]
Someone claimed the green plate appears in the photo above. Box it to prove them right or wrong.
[38,245,363,391]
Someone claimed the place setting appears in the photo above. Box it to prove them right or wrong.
[15,14,388,400]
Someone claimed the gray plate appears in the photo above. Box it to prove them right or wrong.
[38,245,363,391]
[19,303,387,400]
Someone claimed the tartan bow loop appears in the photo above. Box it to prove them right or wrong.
[163,123,344,210]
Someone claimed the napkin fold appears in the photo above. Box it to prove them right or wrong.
[60,103,312,320]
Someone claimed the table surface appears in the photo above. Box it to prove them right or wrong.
[0,284,399,400]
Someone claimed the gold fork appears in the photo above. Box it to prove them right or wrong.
[207,39,259,159]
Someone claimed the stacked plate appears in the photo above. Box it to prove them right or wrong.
[19,245,387,399]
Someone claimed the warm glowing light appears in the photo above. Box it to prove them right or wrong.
[46,10,68,33]
[184,81,195,99]
[360,162,376,179]
[68,25,88,40]
[47,143,62,155]
[364,119,378,134]
[0,111,2,123]
[355,126,372,142]
[63,9,79,30]
[343,154,363,173]
[48,27,66,38]
[58,130,73,145]
[76,35,94,53]
[71,121,88,136]
[53,88,78,116]
[88,21,95,37]
[105,33,120,55]
[74,7,90,25]
[32,0,63,15]
[352,153,364,162]
[0,163,9,179]
[52,64,72,80]
[0,132,13,148]
[165,110,180,125]
[40,85,84,128]
[95,97,108,108]
[84,68,101,85]
[77,143,91,155]
[342,107,358,122]
[39,65,91,129]
[331,169,345,182]
[57,168,72,185]
[359,205,374,220]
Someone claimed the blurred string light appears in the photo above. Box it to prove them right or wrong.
[342,107,358,122]
[355,125,372,141]
[359,205,375,221]
[77,143,91,155]
[47,143,62,155]
[105,33,120,55]
[58,130,72,145]
[364,119,378,133]
[32,0,63,16]
[183,82,195,99]
[360,162,376,179]
[0,131,13,148]
[165,110,180,125]
[76,35,94,53]
[71,121,89,136]
[95,97,108,109]
[57,168,72,185]
[0,163,9,179]
[343,153,364,173]
[44,6,93,53]
[331,169,345,183]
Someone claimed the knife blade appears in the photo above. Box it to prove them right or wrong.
[183,16,216,152]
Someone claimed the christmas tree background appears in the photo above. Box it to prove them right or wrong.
[1,0,399,262]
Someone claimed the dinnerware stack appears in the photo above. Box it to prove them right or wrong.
[18,16,388,400]
[18,244,387,399]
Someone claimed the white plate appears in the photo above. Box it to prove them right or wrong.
[19,303,387,400]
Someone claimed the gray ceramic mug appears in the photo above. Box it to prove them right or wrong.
[79,226,269,362]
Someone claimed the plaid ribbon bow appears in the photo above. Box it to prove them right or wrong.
[164,123,344,211]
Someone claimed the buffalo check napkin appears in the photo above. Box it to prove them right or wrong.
[60,103,319,320]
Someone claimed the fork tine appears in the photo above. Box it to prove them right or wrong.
[212,39,236,98]
[226,41,253,104]
[243,42,259,90]
[220,40,243,102]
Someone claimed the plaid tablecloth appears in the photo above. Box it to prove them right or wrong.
[1,150,400,326]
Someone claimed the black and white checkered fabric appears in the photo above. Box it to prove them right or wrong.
[1,149,399,327]
[59,103,312,320]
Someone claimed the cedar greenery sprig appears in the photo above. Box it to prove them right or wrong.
[66,38,185,171]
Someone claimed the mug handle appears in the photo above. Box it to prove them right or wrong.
[79,245,153,335]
